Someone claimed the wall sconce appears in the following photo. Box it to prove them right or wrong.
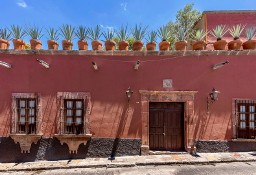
[92,61,98,70]
[126,87,133,102]
[212,61,229,70]
[37,59,50,69]
[134,60,140,70]
[0,61,12,69]
[207,88,220,111]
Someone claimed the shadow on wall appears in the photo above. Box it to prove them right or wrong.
[0,102,12,137]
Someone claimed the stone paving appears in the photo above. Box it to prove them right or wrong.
[1,152,256,172]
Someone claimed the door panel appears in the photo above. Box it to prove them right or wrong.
[149,102,184,151]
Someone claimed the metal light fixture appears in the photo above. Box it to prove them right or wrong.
[0,61,12,69]
[212,61,229,70]
[92,61,98,70]
[134,60,140,70]
[37,59,50,69]
[126,87,133,102]
[207,88,220,111]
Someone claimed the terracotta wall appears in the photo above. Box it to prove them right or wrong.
[1,51,256,141]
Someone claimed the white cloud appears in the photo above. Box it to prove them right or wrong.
[17,0,28,8]
[100,25,114,32]
[120,2,127,11]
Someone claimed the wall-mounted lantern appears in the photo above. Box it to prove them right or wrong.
[92,61,98,70]
[37,59,50,69]
[207,88,220,111]
[126,87,133,102]
[134,60,140,70]
[212,61,229,70]
[0,61,12,69]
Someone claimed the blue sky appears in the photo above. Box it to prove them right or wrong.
[1,0,256,49]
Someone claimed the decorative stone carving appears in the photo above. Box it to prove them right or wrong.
[55,134,92,154]
[10,134,42,153]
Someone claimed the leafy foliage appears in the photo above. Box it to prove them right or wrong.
[87,25,102,40]
[75,26,88,40]
[245,27,256,40]
[0,28,12,40]
[46,28,60,41]
[10,25,26,39]
[131,24,147,41]
[210,25,228,40]
[60,24,75,41]
[229,24,245,39]
[26,25,43,39]
[116,25,130,41]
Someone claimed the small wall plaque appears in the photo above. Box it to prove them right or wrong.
[163,79,173,88]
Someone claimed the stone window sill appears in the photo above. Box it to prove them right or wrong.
[9,134,42,153]
[232,139,256,142]
[54,134,92,154]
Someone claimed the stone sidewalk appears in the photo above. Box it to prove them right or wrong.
[1,152,256,172]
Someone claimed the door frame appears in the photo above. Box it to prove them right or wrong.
[139,90,197,155]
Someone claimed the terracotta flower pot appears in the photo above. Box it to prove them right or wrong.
[146,42,156,51]
[30,39,42,50]
[47,40,59,50]
[62,40,73,50]
[92,40,102,51]
[78,40,88,50]
[228,39,242,50]
[105,40,116,51]
[213,39,227,50]
[12,39,25,50]
[132,40,143,51]
[0,39,10,49]
[242,40,256,50]
[118,41,129,51]
[175,41,187,51]
[192,41,206,50]
[159,40,170,51]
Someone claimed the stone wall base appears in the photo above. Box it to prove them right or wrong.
[0,137,141,163]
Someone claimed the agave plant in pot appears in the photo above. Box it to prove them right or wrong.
[10,25,26,50]
[228,24,245,50]
[60,24,75,50]
[158,25,171,51]
[242,27,256,50]
[75,26,88,50]
[116,25,129,51]
[103,29,116,51]
[26,26,43,50]
[174,27,188,51]
[87,25,102,51]
[131,24,147,51]
[145,31,157,51]
[210,25,228,50]
[46,28,59,50]
[192,29,207,50]
[0,28,11,49]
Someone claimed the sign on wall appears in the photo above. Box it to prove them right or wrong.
[163,79,173,88]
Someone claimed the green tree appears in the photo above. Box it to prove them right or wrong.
[167,3,202,47]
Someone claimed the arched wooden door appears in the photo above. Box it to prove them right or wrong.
[149,102,184,151]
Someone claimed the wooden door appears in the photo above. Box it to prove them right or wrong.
[149,102,184,151]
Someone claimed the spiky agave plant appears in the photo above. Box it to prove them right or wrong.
[60,24,75,41]
[210,25,228,40]
[0,28,12,40]
[26,25,43,40]
[245,27,256,40]
[175,27,188,41]
[116,25,129,41]
[193,29,208,41]
[87,25,102,40]
[46,27,60,41]
[75,26,88,40]
[145,31,157,43]
[102,29,115,41]
[157,25,171,41]
[229,24,245,40]
[10,25,26,39]
[131,24,147,41]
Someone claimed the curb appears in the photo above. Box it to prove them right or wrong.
[1,159,256,172]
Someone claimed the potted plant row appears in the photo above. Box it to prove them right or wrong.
[87,25,102,51]
[146,31,157,51]
[47,28,59,50]
[103,29,116,51]
[11,25,26,50]
[116,25,129,51]
[0,28,11,49]
[175,27,187,51]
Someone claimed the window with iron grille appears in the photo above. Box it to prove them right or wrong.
[64,99,84,134]
[16,98,37,134]
[236,100,256,139]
